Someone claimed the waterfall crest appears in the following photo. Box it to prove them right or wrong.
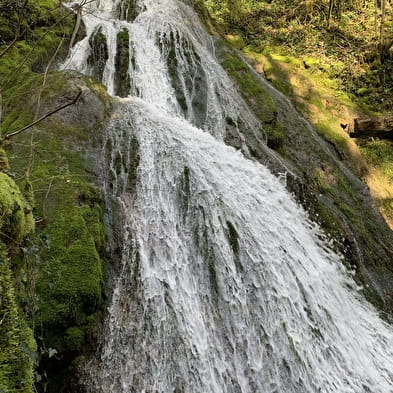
[63,1,393,392]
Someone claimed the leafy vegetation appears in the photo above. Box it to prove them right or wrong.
[203,0,393,111]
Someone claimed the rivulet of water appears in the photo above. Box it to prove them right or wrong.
[63,1,393,392]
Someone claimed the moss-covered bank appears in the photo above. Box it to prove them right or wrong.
[0,70,112,392]
[0,172,35,393]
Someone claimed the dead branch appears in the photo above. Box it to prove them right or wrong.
[69,0,91,49]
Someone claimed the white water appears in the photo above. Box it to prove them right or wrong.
[63,1,393,392]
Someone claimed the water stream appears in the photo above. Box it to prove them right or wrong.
[63,1,393,392]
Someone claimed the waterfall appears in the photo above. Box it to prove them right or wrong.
[63,1,393,392]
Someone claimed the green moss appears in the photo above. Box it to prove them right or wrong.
[0,0,75,92]
[64,327,85,352]
[0,173,34,248]
[315,121,348,152]
[2,72,110,391]
[360,139,393,182]
[221,50,276,124]
[0,148,9,171]
[220,49,285,150]
[15,130,107,327]
[225,34,246,49]
[0,249,36,393]
[0,173,35,393]
[10,128,107,390]
[264,122,285,151]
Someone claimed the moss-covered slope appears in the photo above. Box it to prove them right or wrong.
[3,71,111,392]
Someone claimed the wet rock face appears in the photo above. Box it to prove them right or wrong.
[115,29,132,97]
[116,0,145,22]
[160,30,208,129]
[87,27,109,83]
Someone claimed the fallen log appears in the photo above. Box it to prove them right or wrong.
[349,114,393,138]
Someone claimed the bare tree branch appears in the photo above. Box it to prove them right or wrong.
[69,0,92,49]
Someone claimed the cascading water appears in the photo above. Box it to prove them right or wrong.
[63,1,393,392]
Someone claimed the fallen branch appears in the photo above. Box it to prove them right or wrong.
[2,90,82,141]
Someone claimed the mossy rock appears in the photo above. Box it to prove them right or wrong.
[0,0,76,92]
[218,45,285,151]
[0,148,9,171]
[0,249,36,393]
[0,173,34,251]
[114,29,131,97]
[0,159,35,393]
[116,0,142,22]
[0,173,35,393]
[4,71,112,392]
[87,26,109,83]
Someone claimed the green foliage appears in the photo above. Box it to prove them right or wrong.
[360,139,393,181]
[203,0,393,112]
